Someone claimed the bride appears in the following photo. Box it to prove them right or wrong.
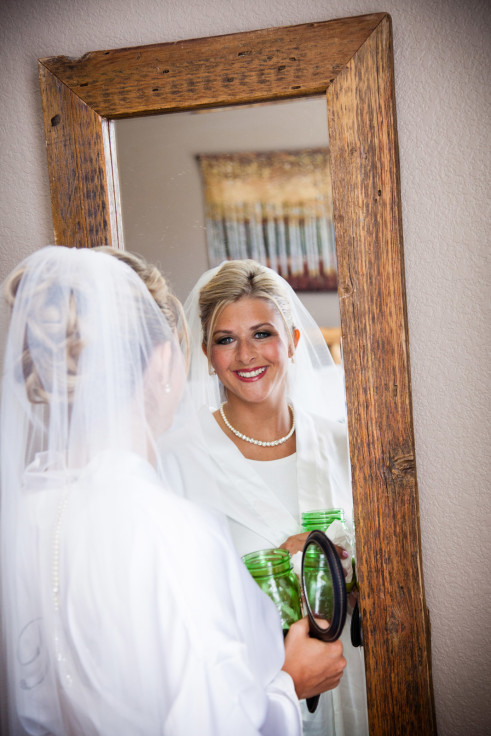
[0,246,345,736]
[184,259,369,736]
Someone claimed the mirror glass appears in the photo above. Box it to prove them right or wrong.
[302,533,347,639]
[114,97,368,732]
[303,539,336,623]
[114,95,340,328]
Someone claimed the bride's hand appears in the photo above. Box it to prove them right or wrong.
[280,533,349,564]
[279,532,310,556]
[283,617,346,698]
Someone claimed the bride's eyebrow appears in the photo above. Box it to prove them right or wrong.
[213,322,275,336]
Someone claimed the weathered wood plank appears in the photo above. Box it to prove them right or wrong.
[328,16,436,734]
[39,14,385,118]
[38,63,113,247]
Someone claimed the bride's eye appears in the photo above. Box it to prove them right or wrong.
[216,335,234,345]
[254,330,272,339]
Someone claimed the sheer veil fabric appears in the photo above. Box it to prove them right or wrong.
[0,248,300,735]
[0,247,182,733]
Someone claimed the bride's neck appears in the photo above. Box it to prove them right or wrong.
[217,394,296,461]
[224,395,292,432]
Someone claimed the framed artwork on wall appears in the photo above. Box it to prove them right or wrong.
[198,148,337,290]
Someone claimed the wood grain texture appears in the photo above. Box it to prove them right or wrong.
[328,16,435,734]
[39,14,384,118]
[38,63,113,247]
[38,13,436,734]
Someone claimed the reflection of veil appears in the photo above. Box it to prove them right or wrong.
[0,247,186,735]
[184,261,347,423]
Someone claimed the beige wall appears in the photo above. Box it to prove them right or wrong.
[0,0,489,733]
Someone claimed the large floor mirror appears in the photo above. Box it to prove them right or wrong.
[38,13,436,734]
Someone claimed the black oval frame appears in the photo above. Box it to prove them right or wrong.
[301,529,347,642]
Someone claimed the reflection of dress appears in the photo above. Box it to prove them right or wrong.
[192,406,369,736]
[14,451,301,736]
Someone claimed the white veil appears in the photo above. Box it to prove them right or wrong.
[0,246,187,735]
[183,261,347,423]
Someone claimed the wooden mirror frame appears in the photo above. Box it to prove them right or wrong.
[38,13,436,734]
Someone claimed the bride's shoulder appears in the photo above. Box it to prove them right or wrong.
[84,451,230,545]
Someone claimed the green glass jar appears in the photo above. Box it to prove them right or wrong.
[302,542,334,621]
[301,508,345,531]
[242,548,302,634]
[301,508,356,592]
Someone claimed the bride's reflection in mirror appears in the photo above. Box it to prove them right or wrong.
[183,259,368,735]
[115,97,368,735]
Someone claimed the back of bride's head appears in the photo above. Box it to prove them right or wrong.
[4,250,87,405]
[1,246,183,469]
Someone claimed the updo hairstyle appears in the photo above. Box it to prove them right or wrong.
[94,247,184,332]
[95,247,189,367]
[4,247,185,406]
[3,261,84,405]
[199,260,296,367]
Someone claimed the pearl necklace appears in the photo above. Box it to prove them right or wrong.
[220,403,295,447]
[52,491,69,611]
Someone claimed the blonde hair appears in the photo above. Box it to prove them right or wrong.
[3,262,84,404]
[94,248,182,330]
[199,260,295,367]
[95,247,189,362]
[4,247,187,405]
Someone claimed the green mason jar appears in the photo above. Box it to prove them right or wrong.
[242,548,302,634]
[301,508,356,592]
[302,542,334,621]
[301,508,345,530]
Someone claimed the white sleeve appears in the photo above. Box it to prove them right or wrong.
[161,644,301,736]
[158,504,302,736]
[261,670,302,736]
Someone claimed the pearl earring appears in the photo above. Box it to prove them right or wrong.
[164,383,171,394]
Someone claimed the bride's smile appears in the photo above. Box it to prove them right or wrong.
[235,366,267,381]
